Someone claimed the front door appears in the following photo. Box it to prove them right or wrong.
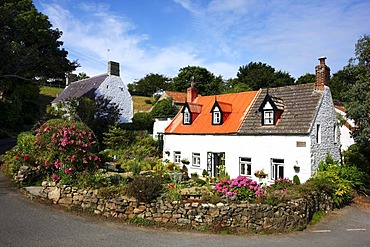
[207,152,225,177]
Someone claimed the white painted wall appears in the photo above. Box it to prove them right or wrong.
[335,108,355,151]
[163,134,312,183]
[153,117,173,140]
[96,75,133,123]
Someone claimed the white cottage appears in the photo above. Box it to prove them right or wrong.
[163,57,341,183]
[52,61,133,123]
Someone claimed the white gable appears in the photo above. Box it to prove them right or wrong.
[95,75,133,123]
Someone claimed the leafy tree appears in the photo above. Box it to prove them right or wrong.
[103,126,135,150]
[0,0,77,131]
[331,66,358,102]
[224,78,252,93]
[0,0,77,86]
[77,72,89,80]
[150,98,179,118]
[296,73,315,85]
[344,34,370,163]
[128,73,171,96]
[236,62,295,90]
[170,66,224,95]
[132,112,154,132]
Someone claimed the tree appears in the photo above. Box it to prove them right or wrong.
[331,66,357,102]
[150,98,179,118]
[296,73,315,85]
[0,0,77,85]
[0,0,77,132]
[344,34,370,162]
[170,66,224,95]
[236,62,295,90]
[77,72,89,80]
[128,73,171,96]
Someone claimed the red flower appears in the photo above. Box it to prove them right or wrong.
[23,155,29,162]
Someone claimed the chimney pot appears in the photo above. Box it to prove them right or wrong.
[66,73,77,87]
[318,56,327,65]
[108,61,120,76]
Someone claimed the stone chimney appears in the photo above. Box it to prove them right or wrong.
[66,73,77,86]
[108,61,120,76]
[315,56,331,91]
[187,78,198,102]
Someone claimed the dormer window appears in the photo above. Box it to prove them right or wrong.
[211,101,231,125]
[183,107,191,125]
[181,102,202,125]
[258,93,284,126]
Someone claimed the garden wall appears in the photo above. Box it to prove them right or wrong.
[38,182,334,232]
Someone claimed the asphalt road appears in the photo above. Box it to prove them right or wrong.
[0,171,369,247]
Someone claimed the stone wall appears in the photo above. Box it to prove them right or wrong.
[38,182,334,232]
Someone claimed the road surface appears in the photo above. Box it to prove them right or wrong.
[0,171,369,247]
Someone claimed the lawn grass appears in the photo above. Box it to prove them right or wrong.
[37,86,64,115]
[133,95,153,112]
[37,86,153,113]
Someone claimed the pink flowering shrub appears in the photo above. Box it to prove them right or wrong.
[215,176,266,202]
[270,178,296,190]
[34,119,101,183]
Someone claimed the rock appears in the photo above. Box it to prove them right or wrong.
[58,197,73,206]
[48,187,61,202]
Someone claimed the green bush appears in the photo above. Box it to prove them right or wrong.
[293,175,301,185]
[191,177,206,186]
[126,176,163,203]
[17,132,35,155]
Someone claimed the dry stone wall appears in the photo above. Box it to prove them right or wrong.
[39,182,333,232]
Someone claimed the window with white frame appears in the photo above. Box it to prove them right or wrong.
[316,124,321,144]
[239,157,252,176]
[271,158,284,180]
[213,110,221,125]
[183,108,190,124]
[264,110,274,125]
[174,151,181,164]
[192,153,200,167]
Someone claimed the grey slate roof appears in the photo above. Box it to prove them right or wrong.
[239,83,323,135]
[52,74,108,103]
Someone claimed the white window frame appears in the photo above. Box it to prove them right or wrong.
[271,158,284,180]
[183,108,190,124]
[213,110,221,124]
[174,151,181,164]
[239,157,252,176]
[192,153,201,167]
[264,110,274,125]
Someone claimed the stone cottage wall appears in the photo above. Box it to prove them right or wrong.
[310,86,341,172]
[39,182,333,232]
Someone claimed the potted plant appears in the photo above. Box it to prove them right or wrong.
[294,165,300,173]
[254,169,268,179]
[181,158,190,165]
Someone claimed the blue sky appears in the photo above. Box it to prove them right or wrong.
[34,0,370,84]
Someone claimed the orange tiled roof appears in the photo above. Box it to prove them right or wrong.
[165,91,260,134]
[164,91,187,104]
